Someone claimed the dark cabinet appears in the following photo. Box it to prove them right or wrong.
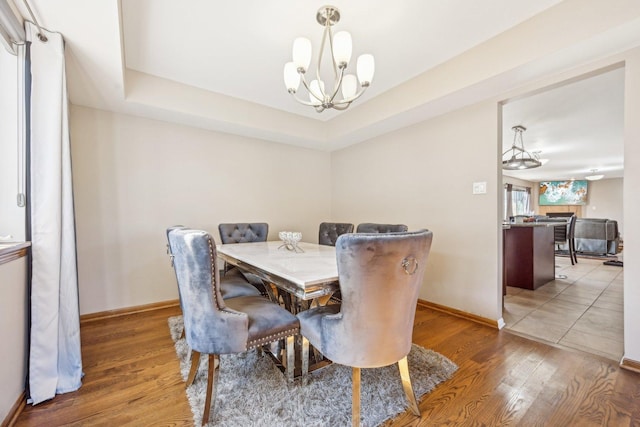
[503,225,555,290]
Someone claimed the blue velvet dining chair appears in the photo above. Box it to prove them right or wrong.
[168,228,300,425]
[297,229,433,427]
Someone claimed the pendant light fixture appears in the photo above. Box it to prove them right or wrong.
[502,125,542,170]
[283,5,375,113]
[585,169,604,181]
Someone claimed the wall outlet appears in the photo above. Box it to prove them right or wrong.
[473,181,487,194]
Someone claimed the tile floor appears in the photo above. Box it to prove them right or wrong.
[503,254,624,361]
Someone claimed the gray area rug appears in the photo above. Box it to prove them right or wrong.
[168,315,457,426]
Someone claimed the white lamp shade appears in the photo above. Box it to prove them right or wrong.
[283,62,300,91]
[356,54,375,85]
[341,74,357,99]
[292,37,312,71]
[332,31,352,67]
[309,79,325,103]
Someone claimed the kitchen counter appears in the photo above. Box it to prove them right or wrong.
[503,222,565,229]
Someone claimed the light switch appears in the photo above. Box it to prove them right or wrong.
[473,181,487,194]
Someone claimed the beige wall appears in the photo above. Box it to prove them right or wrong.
[332,102,502,321]
[0,257,28,421]
[70,106,332,314]
[584,178,624,237]
[623,50,640,362]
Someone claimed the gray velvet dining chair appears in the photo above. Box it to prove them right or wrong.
[166,225,261,343]
[317,222,354,304]
[218,222,269,243]
[166,226,260,300]
[218,222,274,300]
[168,228,300,426]
[297,229,433,427]
[318,222,354,246]
[355,222,408,233]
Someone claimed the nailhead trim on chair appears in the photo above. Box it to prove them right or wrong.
[247,328,300,349]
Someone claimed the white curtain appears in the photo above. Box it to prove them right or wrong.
[26,22,82,405]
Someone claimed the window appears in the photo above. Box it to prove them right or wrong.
[504,184,532,219]
[0,43,26,241]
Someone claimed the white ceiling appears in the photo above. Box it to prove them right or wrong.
[119,0,561,121]
[8,0,638,179]
[502,66,625,182]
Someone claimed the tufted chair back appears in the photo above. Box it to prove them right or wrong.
[330,230,431,367]
[355,223,408,233]
[217,222,273,299]
[169,229,249,355]
[318,222,354,246]
[218,223,269,244]
[297,230,433,426]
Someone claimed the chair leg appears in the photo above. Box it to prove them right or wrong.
[187,351,201,386]
[352,367,361,427]
[286,335,295,382]
[202,354,219,426]
[398,356,421,417]
[301,336,309,382]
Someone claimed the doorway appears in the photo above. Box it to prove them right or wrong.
[500,66,625,361]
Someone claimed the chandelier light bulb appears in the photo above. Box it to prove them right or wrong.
[356,54,375,85]
[332,31,352,67]
[283,62,300,92]
[341,74,357,99]
[292,37,312,72]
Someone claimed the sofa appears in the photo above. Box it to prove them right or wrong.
[574,218,620,255]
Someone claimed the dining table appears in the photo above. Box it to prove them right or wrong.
[217,240,339,374]
[216,240,340,309]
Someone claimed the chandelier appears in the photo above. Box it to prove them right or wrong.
[502,125,542,170]
[283,5,375,113]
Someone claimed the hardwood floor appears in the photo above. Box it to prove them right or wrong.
[12,305,640,426]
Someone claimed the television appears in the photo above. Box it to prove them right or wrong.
[539,180,588,206]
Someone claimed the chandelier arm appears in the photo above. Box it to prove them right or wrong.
[331,102,351,111]
[288,91,323,108]
[325,21,340,81]
[315,21,332,100]
[299,72,324,104]
[332,84,369,105]
[328,67,346,104]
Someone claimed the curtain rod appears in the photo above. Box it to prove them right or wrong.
[22,0,47,42]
